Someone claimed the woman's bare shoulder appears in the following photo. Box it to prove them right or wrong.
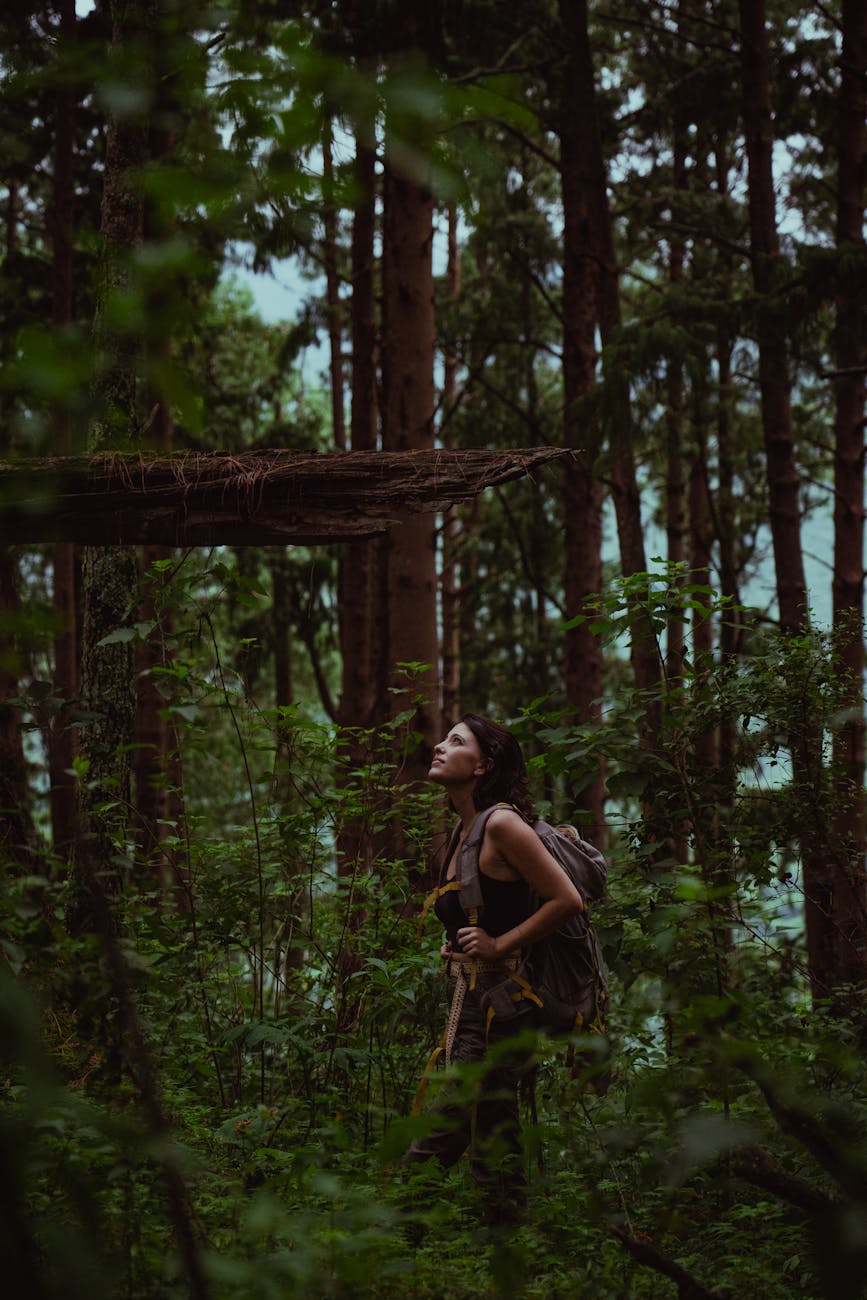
[485,806,534,842]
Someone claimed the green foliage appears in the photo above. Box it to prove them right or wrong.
[3,560,865,1299]
[1,1,863,1296]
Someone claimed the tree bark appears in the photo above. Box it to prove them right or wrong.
[322,114,346,452]
[440,204,461,732]
[0,448,567,546]
[0,547,36,865]
[132,49,189,898]
[559,0,658,729]
[666,90,687,688]
[831,0,867,989]
[738,0,837,1002]
[0,170,35,864]
[75,0,150,899]
[688,385,724,900]
[738,0,807,633]
[337,139,379,732]
[688,402,714,684]
[270,546,294,717]
[715,324,740,881]
[381,53,439,781]
[610,1224,725,1300]
[665,355,686,680]
[49,0,79,859]
[558,0,606,842]
[712,130,743,902]
[332,130,381,1028]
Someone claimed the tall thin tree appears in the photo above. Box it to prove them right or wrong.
[831,0,867,989]
[561,0,659,742]
[76,0,150,895]
[557,0,606,842]
[738,0,838,1000]
[380,3,440,782]
[50,0,79,859]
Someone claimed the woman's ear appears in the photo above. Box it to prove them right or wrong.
[474,756,493,777]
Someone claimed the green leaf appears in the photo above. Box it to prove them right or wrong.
[96,626,137,647]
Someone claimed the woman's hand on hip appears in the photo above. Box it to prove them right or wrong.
[455,926,499,960]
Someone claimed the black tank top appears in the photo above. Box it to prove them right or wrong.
[434,871,530,942]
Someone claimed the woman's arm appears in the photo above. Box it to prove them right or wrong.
[455,811,583,961]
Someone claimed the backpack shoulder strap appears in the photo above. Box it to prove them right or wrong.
[418,804,515,939]
[417,819,465,941]
[438,819,463,887]
[456,803,513,914]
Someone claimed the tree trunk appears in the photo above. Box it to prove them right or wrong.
[713,132,743,881]
[715,324,741,873]
[1,449,564,546]
[381,81,439,782]
[738,0,834,1002]
[665,358,686,681]
[831,0,867,989]
[715,325,741,657]
[75,0,150,900]
[738,0,807,633]
[0,547,36,865]
[688,393,715,747]
[132,104,178,883]
[440,204,461,732]
[49,0,79,859]
[322,113,346,451]
[133,91,179,892]
[134,552,184,897]
[338,137,379,733]
[665,101,687,688]
[558,0,605,842]
[0,172,35,863]
[559,0,658,728]
[334,136,380,1027]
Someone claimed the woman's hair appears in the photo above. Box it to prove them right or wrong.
[460,714,536,820]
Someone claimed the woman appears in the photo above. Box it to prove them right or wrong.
[406,714,583,1217]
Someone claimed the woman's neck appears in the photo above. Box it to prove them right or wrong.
[451,786,478,831]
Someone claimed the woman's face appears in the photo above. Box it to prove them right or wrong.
[428,722,487,787]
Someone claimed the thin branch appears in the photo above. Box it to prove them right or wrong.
[597,2,739,44]
[298,621,338,723]
[452,366,548,438]
[495,486,566,616]
[610,1224,726,1299]
[655,219,751,262]
[204,612,267,1099]
[450,26,545,83]
[813,1,844,34]
[506,247,565,326]
[446,114,558,170]
[735,1054,867,1201]
[727,1145,842,1215]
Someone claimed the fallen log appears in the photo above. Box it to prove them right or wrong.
[0,446,571,546]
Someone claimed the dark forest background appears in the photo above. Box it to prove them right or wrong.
[1,1,866,1296]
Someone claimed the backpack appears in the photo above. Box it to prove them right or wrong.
[423,803,609,1039]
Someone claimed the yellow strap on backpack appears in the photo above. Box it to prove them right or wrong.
[417,880,462,942]
[507,971,544,1009]
[484,973,545,1040]
[412,1044,444,1114]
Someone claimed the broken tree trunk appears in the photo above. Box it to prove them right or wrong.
[0,447,571,547]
